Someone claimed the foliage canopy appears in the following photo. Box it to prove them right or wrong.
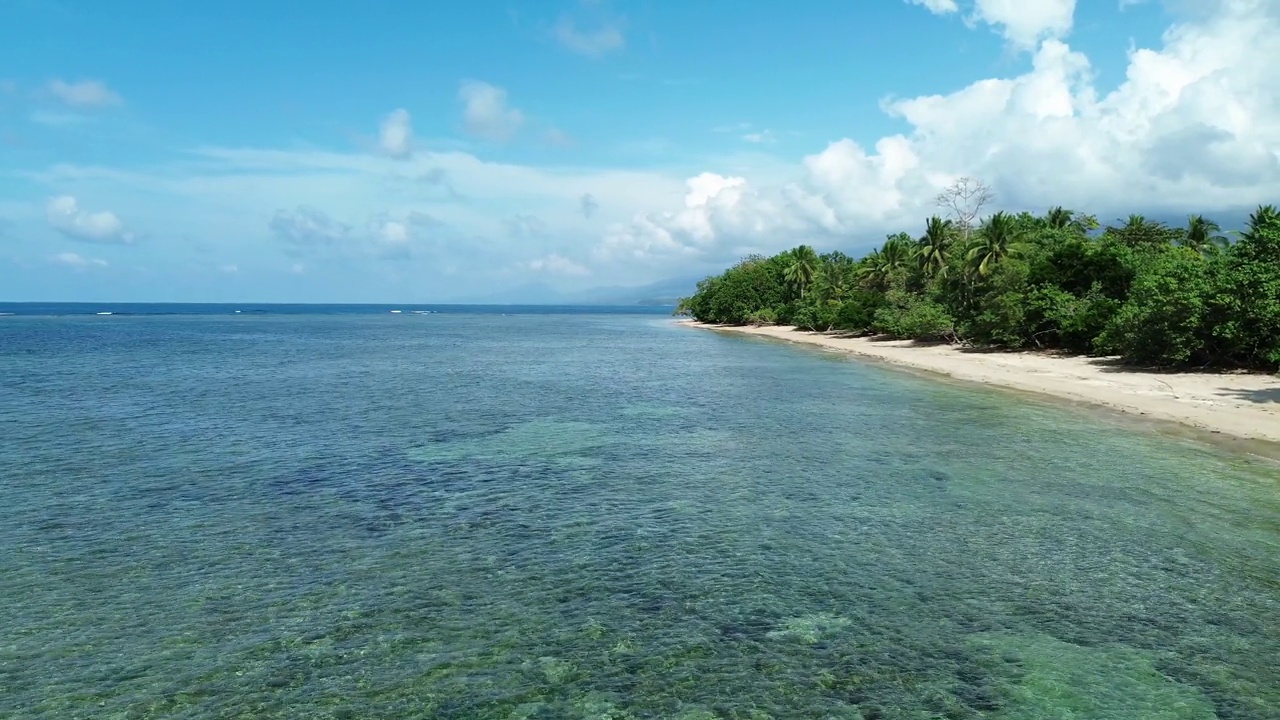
[677,205,1280,370]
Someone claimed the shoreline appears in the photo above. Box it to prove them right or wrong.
[681,320,1280,449]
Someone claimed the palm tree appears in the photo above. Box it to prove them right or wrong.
[1107,213,1176,249]
[1180,215,1227,254]
[1238,204,1280,243]
[1043,206,1074,230]
[815,257,849,304]
[856,249,884,287]
[966,211,1025,277]
[1041,206,1098,235]
[1232,204,1280,259]
[880,233,916,272]
[856,234,916,288]
[917,216,953,278]
[784,245,819,299]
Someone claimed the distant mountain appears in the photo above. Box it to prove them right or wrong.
[561,276,702,306]
[448,281,568,305]
[449,275,702,306]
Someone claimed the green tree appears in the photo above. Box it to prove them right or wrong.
[858,234,916,288]
[1105,214,1182,250]
[1180,215,1227,255]
[1210,205,1280,367]
[815,253,854,304]
[1043,206,1074,230]
[679,198,1280,369]
[917,216,954,278]
[783,245,820,299]
[1098,247,1214,365]
[966,211,1026,277]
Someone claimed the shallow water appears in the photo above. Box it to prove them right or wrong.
[1,311,1278,719]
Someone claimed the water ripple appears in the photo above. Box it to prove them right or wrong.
[1,314,1277,718]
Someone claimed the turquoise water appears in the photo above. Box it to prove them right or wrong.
[2,311,1278,719]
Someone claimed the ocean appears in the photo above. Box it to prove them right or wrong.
[1,305,1277,719]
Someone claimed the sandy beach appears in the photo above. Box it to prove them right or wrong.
[682,321,1280,447]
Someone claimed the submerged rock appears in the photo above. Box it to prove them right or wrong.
[766,613,853,644]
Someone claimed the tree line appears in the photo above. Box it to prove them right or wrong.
[677,180,1280,369]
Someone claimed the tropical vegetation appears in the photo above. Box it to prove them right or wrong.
[677,204,1280,369]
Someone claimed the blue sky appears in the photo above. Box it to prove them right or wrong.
[1,0,1276,302]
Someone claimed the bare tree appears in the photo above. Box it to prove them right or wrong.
[935,177,994,240]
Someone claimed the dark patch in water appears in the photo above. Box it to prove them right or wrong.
[424,424,510,444]
[716,618,771,641]
[923,468,951,483]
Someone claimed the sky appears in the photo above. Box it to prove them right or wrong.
[1,0,1278,303]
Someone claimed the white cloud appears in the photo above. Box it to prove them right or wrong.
[269,204,450,262]
[458,81,525,141]
[46,196,135,244]
[51,252,108,269]
[907,0,960,14]
[504,214,548,237]
[970,0,1077,49]
[47,79,122,108]
[379,220,408,245]
[742,130,776,143]
[34,2,1275,289]
[220,264,239,274]
[595,0,1280,268]
[904,0,1076,48]
[378,109,413,159]
[529,253,590,276]
[269,205,351,255]
[552,15,625,57]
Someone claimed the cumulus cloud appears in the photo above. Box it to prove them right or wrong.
[970,0,1077,49]
[907,0,959,13]
[904,0,1076,48]
[595,0,1280,268]
[270,205,445,261]
[504,214,549,237]
[374,220,411,259]
[51,252,107,269]
[46,196,135,244]
[269,206,352,255]
[552,16,626,57]
[48,79,122,108]
[378,108,413,159]
[529,253,590,276]
[459,81,525,141]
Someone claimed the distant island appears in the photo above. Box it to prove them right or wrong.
[677,195,1280,444]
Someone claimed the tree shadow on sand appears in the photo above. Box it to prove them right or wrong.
[1084,356,1275,377]
[1215,387,1280,404]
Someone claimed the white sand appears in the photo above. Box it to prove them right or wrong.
[682,321,1280,446]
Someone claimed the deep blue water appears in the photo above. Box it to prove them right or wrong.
[1,311,1278,719]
